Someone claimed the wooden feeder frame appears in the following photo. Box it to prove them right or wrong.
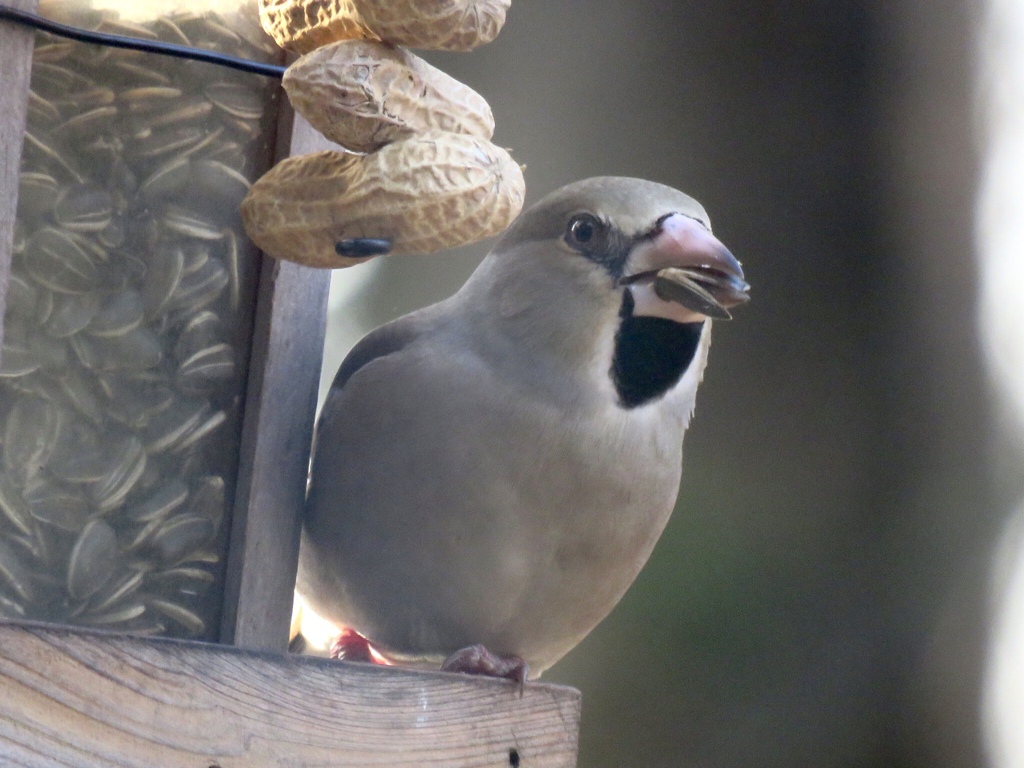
[0,2,582,764]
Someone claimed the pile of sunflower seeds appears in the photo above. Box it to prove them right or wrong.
[0,6,280,639]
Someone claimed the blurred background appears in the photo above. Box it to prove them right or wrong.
[318,2,1024,766]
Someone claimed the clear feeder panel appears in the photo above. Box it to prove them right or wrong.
[0,0,281,640]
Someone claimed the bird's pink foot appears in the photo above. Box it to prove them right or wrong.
[330,628,380,663]
[441,644,529,694]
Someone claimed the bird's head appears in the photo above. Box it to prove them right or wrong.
[460,176,749,408]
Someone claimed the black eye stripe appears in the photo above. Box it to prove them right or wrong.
[562,213,635,281]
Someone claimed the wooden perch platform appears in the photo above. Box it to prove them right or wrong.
[0,621,581,767]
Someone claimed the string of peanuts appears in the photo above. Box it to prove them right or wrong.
[241,0,525,268]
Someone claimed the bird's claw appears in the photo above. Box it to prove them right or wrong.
[441,644,529,696]
[330,627,376,662]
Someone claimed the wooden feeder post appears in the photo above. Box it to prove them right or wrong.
[0,0,35,340]
[0,4,582,765]
[216,116,333,653]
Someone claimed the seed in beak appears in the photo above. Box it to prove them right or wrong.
[653,267,734,320]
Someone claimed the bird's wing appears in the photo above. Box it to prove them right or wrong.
[309,310,434,473]
[328,315,426,395]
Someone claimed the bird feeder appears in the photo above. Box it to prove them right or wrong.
[0,0,580,763]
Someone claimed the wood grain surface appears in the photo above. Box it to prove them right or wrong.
[0,0,38,361]
[0,621,581,767]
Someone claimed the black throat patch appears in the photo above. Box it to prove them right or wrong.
[611,290,705,409]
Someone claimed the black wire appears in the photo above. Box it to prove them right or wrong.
[0,4,286,78]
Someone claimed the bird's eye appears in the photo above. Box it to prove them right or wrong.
[566,214,602,249]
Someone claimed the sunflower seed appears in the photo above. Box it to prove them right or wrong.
[148,597,205,635]
[55,86,116,111]
[0,591,27,619]
[66,231,110,264]
[201,140,246,173]
[120,86,183,113]
[4,274,39,321]
[111,60,173,87]
[0,338,40,378]
[12,220,26,256]
[53,183,114,232]
[88,435,146,511]
[0,538,34,602]
[22,132,86,184]
[174,311,223,362]
[25,227,100,294]
[80,601,146,626]
[0,471,33,536]
[3,397,63,481]
[223,229,242,310]
[26,485,90,532]
[85,570,145,614]
[148,566,215,588]
[175,126,227,163]
[52,106,118,141]
[71,328,162,372]
[152,513,215,567]
[97,219,126,249]
[67,519,118,600]
[31,62,95,99]
[87,291,145,337]
[97,17,160,40]
[56,367,106,424]
[186,474,225,527]
[177,344,234,390]
[33,287,55,325]
[43,292,102,338]
[48,426,109,483]
[133,126,207,160]
[142,242,185,319]
[166,258,229,316]
[153,16,191,46]
[16,172,59,222]
[124,514,168,554]
[193,158,250,207]
[140,156,192,201]
[26,91,60,129]
[222,115,261,142]
[143,97,212,131]
[126,480,189,524]
[192,16,242,49]
[179,549,220,565]
[653,268,734,320]
[34,41,75,63]
[143,397,208,454]
[205,82,263,121]
[181,242,212,276]
[102,379,175,430]
[174,410,227,455]
[160,204,223,240]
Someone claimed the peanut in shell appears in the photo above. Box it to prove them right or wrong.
[240,130,525,268]
[259,0,373,54]
[283,39,494,153]
[358,0,510,52]
[258,0,510,54]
